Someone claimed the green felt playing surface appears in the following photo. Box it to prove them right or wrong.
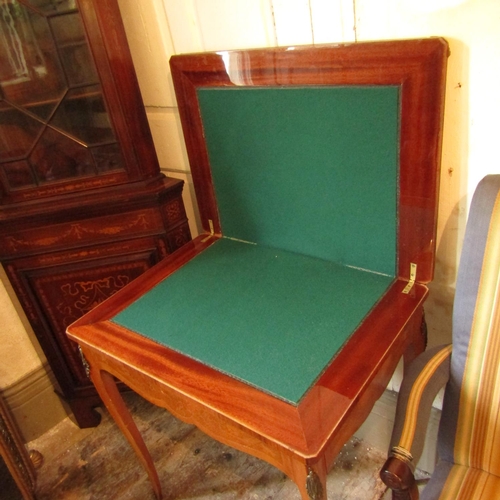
[112,239,393,404]
[197,86,399,277]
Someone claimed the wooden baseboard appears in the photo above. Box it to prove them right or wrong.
[1,363,70,443]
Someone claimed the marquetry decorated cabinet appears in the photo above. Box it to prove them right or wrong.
[0,0,191,427]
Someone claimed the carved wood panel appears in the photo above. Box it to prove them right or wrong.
[0,209,162,257]
[5,240,164,387]
[33,262,151,385]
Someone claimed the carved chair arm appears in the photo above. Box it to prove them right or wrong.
[381,455,419,500]
[380,344,452,499]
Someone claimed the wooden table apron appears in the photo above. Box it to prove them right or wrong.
[67,236,428,500]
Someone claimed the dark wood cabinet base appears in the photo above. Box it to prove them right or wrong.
[1,177,191,428]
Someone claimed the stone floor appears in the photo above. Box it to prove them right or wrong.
[19,392,390,500]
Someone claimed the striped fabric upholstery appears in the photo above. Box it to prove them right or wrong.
[387,175,500,499]
[424,462,500,499]
[389,345,452,469]
[443,174,500,473]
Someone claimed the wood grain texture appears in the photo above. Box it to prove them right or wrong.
[68,243,428,498]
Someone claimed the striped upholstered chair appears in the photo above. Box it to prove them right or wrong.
[380,174,500,499]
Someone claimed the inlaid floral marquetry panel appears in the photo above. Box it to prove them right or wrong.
[31,261,151,384]
[0,209,162,257]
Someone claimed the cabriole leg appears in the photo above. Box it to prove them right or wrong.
[89,362,162,500]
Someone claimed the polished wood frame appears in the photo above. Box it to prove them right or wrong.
[67,39,448,499]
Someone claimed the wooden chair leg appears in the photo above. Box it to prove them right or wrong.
[380,456,419,500]
[89,365,162,500]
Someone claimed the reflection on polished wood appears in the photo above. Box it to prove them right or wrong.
[67,39,448,499]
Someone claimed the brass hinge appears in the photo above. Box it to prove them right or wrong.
[402,263,417,294]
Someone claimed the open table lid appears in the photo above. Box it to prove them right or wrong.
[170,38,449,285]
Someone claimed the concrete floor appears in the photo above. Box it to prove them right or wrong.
[20,392,390,500]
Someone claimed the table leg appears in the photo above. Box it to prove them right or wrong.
[287,457,328,500]
[403,310,427,375]
[89,363,162,500]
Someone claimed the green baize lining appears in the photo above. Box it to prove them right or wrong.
[112,238,393,404]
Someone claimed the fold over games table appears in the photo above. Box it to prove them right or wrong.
[67,39,448,499]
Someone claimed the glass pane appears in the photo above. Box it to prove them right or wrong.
[24,0,77,15]
[50,12,98,86]
[0,2,67,120]
[50,85,116,145]
[30,126,95,183]
[0,102,44,161]
[0,1,126,195]
[92,143,125,173]
[3,160,36,188]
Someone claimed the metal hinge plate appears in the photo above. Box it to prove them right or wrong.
[402,263,417,294]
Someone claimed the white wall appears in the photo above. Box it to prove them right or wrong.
[0,267,44,389]
[355,0,500,353]
[0,267,70,441]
